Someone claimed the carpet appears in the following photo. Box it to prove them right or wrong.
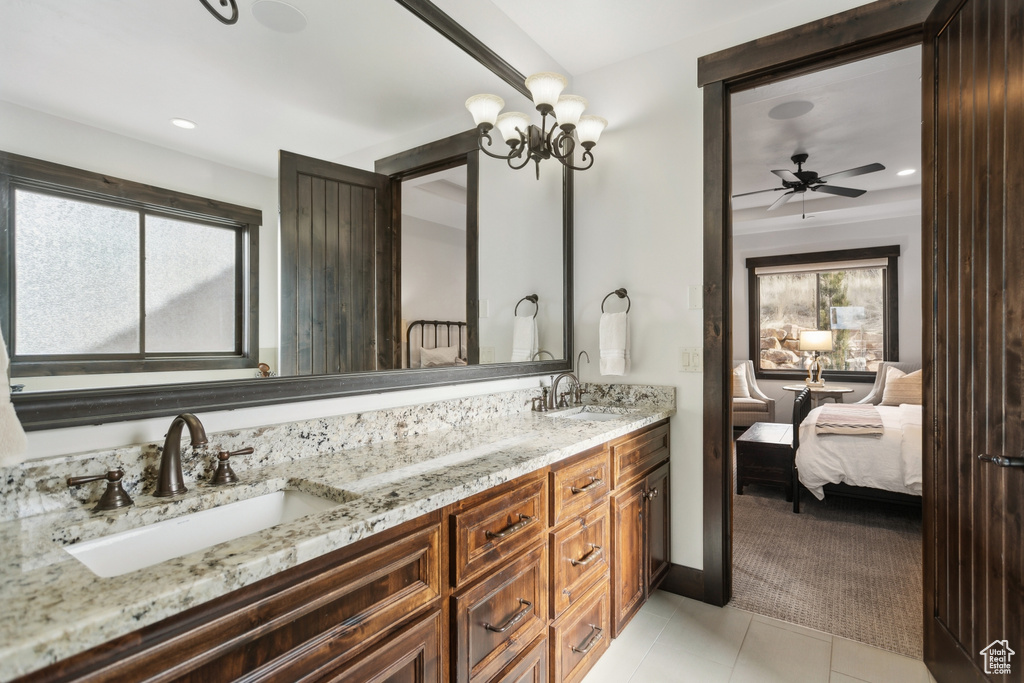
[731,485,923,658]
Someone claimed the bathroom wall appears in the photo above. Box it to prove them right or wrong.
[569,0,878,569]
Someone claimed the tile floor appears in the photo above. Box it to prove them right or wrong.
[582,591,937,683]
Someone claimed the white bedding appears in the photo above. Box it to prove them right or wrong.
[796,404,923,500]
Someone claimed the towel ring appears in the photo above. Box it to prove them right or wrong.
[532,349,554,361]
[515,294,539,318]
[601,288,631,314]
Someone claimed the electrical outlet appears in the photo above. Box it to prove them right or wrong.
[679,347,703,372]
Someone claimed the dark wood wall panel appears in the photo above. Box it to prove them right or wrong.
[927,0,1023,678]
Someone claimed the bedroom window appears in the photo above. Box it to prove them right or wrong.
[1,152,261,377]
[747,246,899,382]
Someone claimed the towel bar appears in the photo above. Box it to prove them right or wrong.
[515,294,539,318]
[601,288,631,313]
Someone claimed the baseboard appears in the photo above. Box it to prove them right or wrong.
[657,563,704,601]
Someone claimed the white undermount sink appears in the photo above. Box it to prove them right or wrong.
[546,406,632,422]
[65,489,349,578]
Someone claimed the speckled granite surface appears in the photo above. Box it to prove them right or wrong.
[0,385,674,681]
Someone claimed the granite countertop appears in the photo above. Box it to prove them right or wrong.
[0,401,674,681]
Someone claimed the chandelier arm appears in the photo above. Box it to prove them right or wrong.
[199,0,238,24]
[548,131,577,161]
[477,130,525,161]
[506,152,534,171]
[557,149,595,172]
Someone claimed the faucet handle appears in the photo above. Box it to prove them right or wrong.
[68,469,134,512]
[211,447,252,485]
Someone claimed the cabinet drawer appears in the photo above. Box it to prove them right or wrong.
[549,578,610,683]
[451,474,547,587]
[549,446,610,526]
[491,633,547,683]
[310,607,443,683]
[452,544,548,683]
[549,502,610,619]
[611,421,669,488]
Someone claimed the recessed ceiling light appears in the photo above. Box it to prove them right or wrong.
[768,100,814,120]
[897,169,916,176]
[251,0,307,33]
[171,118,197,129]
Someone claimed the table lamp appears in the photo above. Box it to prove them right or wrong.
[798,330,833,386]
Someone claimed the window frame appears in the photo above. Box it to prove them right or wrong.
[0,151,261,377]
[746,245,900,383]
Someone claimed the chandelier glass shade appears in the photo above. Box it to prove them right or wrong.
[466,72,607,178]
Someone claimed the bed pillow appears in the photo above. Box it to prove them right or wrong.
[732,364,751,399]
[880,367,923,405]
[419,345,460,368]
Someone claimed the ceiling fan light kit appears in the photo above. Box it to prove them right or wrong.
[734,152,885,218]
[466,72,607,179]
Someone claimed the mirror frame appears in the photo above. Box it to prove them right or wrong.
[11,0,574,430]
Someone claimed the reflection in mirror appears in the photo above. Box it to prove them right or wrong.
[0,0,573,428]
[401,165,469,369]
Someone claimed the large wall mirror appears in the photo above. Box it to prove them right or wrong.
[0,0,573,429]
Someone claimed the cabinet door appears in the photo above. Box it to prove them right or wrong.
[313,608,443,683]
[646,463,671,591]
[610,478,646,637]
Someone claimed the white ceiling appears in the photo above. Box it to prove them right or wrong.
[0,0,531,177]
[730,46,922,233]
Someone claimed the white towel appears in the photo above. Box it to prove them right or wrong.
[0,328,27,467]
[510,315,538,362]
[599,311,630,376]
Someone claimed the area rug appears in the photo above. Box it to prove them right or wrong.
[731,485,923,658]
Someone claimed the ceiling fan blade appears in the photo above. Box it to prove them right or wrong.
[771,169,800,183]
[732,187,786,198]
[767,191,796,211]
[812,184,866,198]
[817,162,885,182]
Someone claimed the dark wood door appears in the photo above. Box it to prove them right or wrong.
[924,0,1024,681]
[610,479,645,636]
[279,150,395,376]
[646,462,671,590]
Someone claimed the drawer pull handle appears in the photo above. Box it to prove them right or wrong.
[571,625,604,654]
[570,477,604,495]
[485,514,535,540]
[570,544,603,567]
[484,598,533,633]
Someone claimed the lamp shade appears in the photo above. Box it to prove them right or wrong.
[553,95,588,129]
[576,115,608,147]
[524,72,567,109]
[465,94,505,127]
[495,112,530,144]
[798,330,834,352]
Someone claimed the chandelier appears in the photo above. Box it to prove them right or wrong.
[466,72,607,179]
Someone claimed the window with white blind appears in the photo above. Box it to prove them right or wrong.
[746,246,899,381]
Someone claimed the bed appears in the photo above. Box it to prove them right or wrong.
[405,320,468,368]
[793,361,923,508]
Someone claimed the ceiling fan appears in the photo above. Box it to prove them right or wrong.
[734,153,885,214]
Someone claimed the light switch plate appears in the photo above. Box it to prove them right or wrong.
[688,286,703,310]
[679,347,702,372]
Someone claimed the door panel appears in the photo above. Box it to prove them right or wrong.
[279,150,394,376]
[924,0,1024,680]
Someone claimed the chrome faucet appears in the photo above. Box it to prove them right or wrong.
[550,372,580,409]
[155,413,208,498]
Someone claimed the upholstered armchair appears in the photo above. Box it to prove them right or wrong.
[732,360,776,429]
[856,361,923,405]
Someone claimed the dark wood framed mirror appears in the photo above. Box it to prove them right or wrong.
[6,0,575,430]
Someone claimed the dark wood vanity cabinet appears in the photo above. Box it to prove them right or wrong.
[19,421,670,683]
[610,426,671,637]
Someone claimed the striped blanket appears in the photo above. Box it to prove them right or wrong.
[814,403,884,436]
